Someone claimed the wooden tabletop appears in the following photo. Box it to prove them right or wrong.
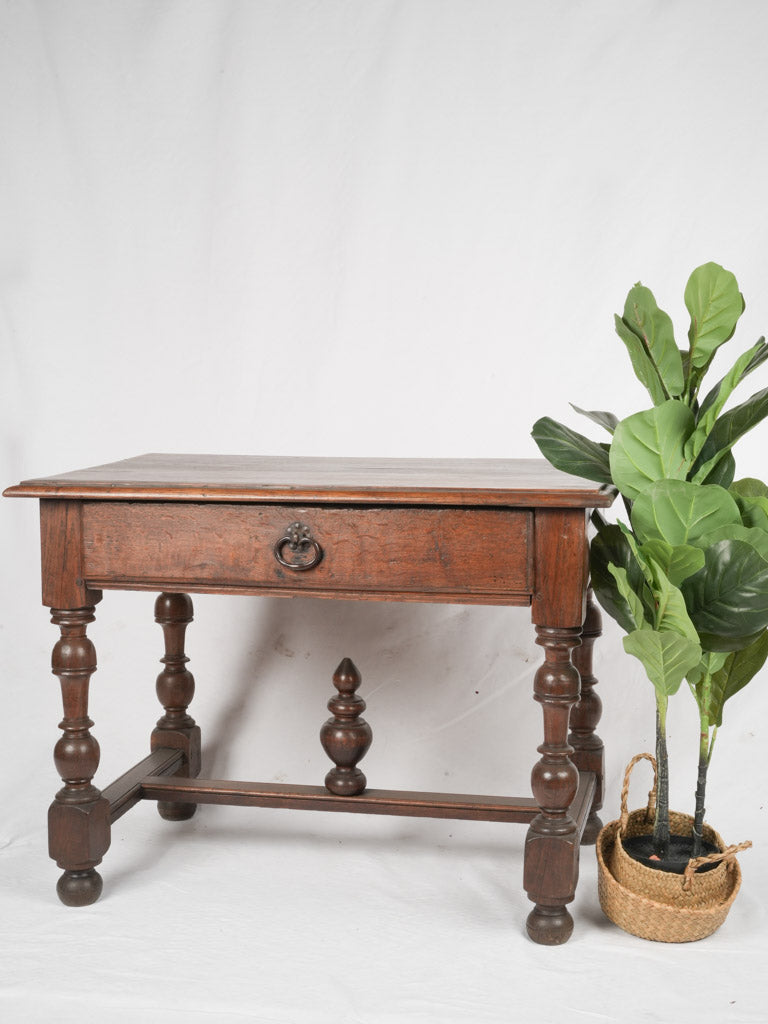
[3,454,614,508]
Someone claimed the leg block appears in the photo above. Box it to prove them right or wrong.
[151,725,202,820]
[48,796,111,907]
[523,830,579,945]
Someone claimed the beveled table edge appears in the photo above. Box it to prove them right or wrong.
[3,454,615,508]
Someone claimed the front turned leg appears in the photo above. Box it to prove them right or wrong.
[49,607,111,906]
[524,625,581,945]
[569,589,604,844]
[151,593,201,821]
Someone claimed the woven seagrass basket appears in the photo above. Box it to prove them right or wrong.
[596,753,750,942]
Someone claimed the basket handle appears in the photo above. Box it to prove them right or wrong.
[682,841,753,892]
[619,752,657,836]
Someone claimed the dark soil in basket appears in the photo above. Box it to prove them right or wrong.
[623,834,720,874]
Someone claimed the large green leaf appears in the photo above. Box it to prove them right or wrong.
[709,629,768,726]
[697,338,768,423]
[622,283,684,397]
[741,337,768,375]
[609,401,695,500]
[531,417,613,485]
[639,538,705,587]
[735,496,768,531]
[692,651,729,733]
[731,477,768,499]
[692,523,768,561]
[617,521,655,587]
[730,479,768,531]
[631,479,741,547]
[682,538,768,638]
[607,564,650,631]
[570,404,619,435]
[698,628,767,654]
[623,629,702,699]
[701,450,736,489]
[687,651,729,726]
[685,262,744,369]
[590,524,653,634]
[687,651,729,690]
[648,558,699,642]
[686,339,768,461]
[614,315,669,406]
[692,386,768,482]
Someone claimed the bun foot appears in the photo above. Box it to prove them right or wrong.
[57,868,103,907]
[526,904,574,945]
[157,800,197,821]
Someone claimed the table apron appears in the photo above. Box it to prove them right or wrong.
[80,501,534,602]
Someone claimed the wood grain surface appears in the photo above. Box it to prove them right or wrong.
[5,454,614,508]
[81,501,533,599]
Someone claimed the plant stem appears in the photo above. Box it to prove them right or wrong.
[692,724,709,858]
[653,697,670,859]
[708,726,718,764]
[691,661,718,858]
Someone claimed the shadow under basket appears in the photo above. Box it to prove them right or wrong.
[596,753,750,943]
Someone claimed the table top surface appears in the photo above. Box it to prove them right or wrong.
[4,454,614,508]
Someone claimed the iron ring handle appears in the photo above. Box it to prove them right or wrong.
[273,522,324,572]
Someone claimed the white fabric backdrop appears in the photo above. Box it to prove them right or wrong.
[2,2,767,1021]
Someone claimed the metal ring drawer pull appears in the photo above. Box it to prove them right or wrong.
[274,522,324,571]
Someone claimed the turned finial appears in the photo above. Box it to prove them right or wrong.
[319,658,372,796]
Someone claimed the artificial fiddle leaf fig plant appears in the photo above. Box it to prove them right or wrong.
[532,261,768,868]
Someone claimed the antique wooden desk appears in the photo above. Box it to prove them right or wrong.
[5,454,613,945]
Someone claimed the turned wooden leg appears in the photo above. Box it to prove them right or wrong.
[49,606,111,906]
[524,625,582,945]
[570,588,604,844]
[320,658,372,796]
[151,593,201,821]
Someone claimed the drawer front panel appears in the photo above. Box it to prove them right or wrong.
[81,503,532,598]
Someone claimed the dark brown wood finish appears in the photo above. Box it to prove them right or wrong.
[48,605,111,906]
[569,589,604,844]
[81,502,533,601]
[525,508,590,945]
[320,659,373,796]
[151,593,201,821]
[39,500,102,609]
[138,771,542,822]
[6,454,615,508]
[101,748,184,823]
[4,455,611,944]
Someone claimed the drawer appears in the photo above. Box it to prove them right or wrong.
[81,502,533,600]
